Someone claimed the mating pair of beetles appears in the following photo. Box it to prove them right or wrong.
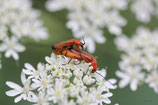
[51,39,97,73]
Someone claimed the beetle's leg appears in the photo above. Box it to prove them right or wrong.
[62,48,73,65]
[55,49,61,55]
[64,48,68,56]
[74,60,81,65]
[62,58,73,65]
[85,65,90,74]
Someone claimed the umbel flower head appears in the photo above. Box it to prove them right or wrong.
[115,27,158,93]
[0,0,48,61]
[6,53,117,105]
[46,0,127,53]
[130,0,158,23]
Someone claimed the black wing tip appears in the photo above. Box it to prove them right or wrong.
[51,45,55,50]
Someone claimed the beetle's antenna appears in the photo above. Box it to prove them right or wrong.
[82,37,86,45]
[95,71,117,89]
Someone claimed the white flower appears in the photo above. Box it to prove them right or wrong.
[0,36,25,60]
[73,68,83,78]
[46,0,127,53]
[29,92,50,105]
[154,0,158,16]
[26,20,48,41]
[116,27,158,93]
[6,53,117,104]
[108,0,127,10]
[90,87,113,105]
[31,72,52,91]
[114,35,129,51]
[11,22,29,38]
[93,69,117,91]
[83,75,95,85]
[46,0,69,11]
[116,67,145,91]
[73,25,106,53]
[87,6,106,27]
[77,91,94,105]
[58,98,76,105]
[48,80,66,103]
[0,0,49,62]
[0,25,7,40]
[6,72,34,103]
[105,11,127,35]
[23,63,45,79]
[131,0,154,23]
[146,69,158,93]
[67,10,88,32]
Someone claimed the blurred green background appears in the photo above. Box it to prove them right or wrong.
[0,0,158,105]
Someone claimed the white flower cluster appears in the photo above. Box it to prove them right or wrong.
[131,0,158,23]
[115,27,158,93]
[0,0,48,60]
[6,53,117,105]
[46,0,127,53]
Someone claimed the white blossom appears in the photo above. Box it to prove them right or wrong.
[0,36,25,60]
[115,27,158,93]
[46,0,128,53]
[146,69,158,93]
[6,72,34,103]
[6,53,117,104]
[90,87,113,105]
[131,0,154,23]
[0,0,49,61]
[116,67,144,91]
[130,0,158,23]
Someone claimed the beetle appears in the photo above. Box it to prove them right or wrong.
[51,39,85,52]
[60,48,116,88]
[52,42,116,87]
[57,48,97,73]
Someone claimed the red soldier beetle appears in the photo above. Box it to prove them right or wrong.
[52,47,116,88]
[57,48,97,73]
[51,39,85,52]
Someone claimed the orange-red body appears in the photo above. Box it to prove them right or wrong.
[59,48,98,73]
[51,39,84,51]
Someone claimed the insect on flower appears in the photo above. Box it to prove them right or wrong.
[51,39,98,73]
[51,39,85,52]
[51,39,116,88]
[60,48,98,73]
[51,39,97,73]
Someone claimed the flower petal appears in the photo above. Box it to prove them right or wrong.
[25,63,35,71]
[130,79,138,91]
[14,95,23,103]
[119,78,130,88]
[6,90,22,96]
[6,81,22,90]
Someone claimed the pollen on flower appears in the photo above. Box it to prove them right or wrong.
[41,80,48,86]
[23,87,30,93]
[82,97,90,105]
[95,92,102,99]
[55,90,62,97]
[6,53,117,104]
[37,98,45,104]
